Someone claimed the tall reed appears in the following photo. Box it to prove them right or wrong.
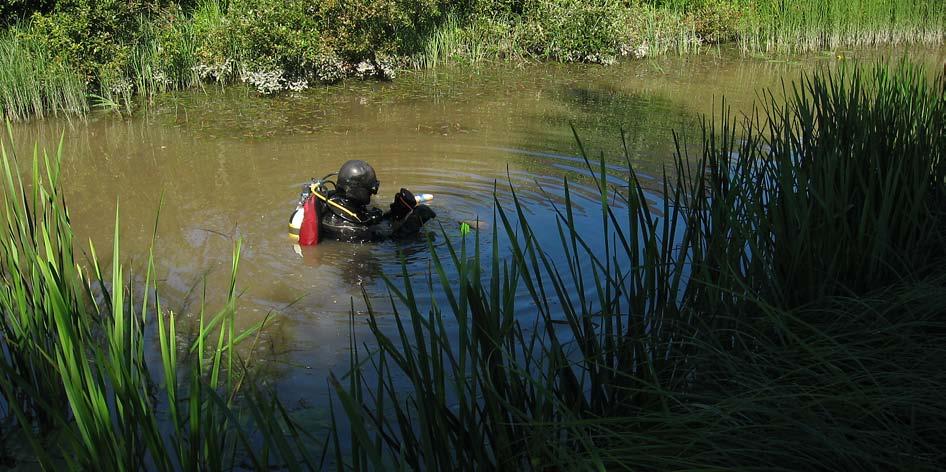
[330,61,946,469]
[739,0,946,52]
[0,130,316,469]
[0,29,87,121]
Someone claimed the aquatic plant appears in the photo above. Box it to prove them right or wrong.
[329,61,946,469]
[0,29,87,121]
[738,0,946,52]
[0,131,316,469]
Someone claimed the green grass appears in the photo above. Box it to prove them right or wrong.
[738,0,946,52]
[0,28,87,121]
[328,61,946,469]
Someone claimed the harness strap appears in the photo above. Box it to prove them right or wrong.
[312,190,363,223]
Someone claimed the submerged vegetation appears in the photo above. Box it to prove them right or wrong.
[0,0,944,120]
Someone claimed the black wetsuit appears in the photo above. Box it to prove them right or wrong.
[318,191,436,243]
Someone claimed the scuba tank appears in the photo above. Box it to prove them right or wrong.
[288,204,306,241]
[288,174,336,245]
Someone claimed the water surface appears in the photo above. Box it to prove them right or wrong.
[8,46,944,411]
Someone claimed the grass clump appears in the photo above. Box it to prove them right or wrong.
[328,61,946,469]
[0,131,317,469]
[0,29,87,121]
[739,0,946,53]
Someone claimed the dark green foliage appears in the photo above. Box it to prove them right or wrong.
[323,0,447,61]
[225,0,334,80]
[22,0,166,80]
[691,0,741,43]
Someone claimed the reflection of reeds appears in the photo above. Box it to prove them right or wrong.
[330,62,946,469]
[0,134,314,468]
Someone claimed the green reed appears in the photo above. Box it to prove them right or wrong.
[329,61,946,469]
[414,14,521,69]
[739,0,946,52]
[0,129,316,469]
[0,29,87,121]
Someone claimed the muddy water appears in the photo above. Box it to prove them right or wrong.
[8,47,944,411]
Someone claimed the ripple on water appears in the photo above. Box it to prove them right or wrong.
[10,48,944,405]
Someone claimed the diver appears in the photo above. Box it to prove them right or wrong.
[289,160,436,244]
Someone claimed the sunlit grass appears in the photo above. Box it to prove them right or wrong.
[0,29,88,121]
[739,0,946,52]
[0,128,316,469]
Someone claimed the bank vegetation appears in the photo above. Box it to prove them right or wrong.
[0,0,944,120]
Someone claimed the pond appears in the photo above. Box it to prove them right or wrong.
[7,46,944,416]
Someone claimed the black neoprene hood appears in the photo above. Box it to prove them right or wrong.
[337,160,379,204]
[338,160,378,191]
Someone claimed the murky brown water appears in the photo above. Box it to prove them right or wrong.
[6,46,944,411]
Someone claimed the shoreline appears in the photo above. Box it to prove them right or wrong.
[2,0,943,121]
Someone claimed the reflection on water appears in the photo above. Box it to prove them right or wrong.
[6,46,944,410]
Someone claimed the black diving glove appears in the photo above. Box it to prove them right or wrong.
[388,188,417,220]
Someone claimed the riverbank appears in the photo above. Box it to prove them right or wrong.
[1,0,944,121]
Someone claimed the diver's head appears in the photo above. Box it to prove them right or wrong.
[337,159,379,205]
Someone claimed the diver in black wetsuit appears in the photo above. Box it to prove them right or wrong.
[316,160,436,242]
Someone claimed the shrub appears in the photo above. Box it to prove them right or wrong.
[0,0,56,25]
[692,0,741,43]
[21,1,161,81]
[225,0,333,83]
[518,0,629,62]
[190,0,238,82]
[323,0,447,62]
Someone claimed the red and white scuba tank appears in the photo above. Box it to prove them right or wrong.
[288,183,321,246]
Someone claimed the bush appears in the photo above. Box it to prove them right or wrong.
[0,0,56,25]
[323,0,447,62]
[224,0,334,83]
[21,1,162,81]
[692,0,741,43]
[189,0,237,81]
[518,0,629,62]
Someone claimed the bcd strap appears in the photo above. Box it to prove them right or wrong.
[312,190,363,223]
